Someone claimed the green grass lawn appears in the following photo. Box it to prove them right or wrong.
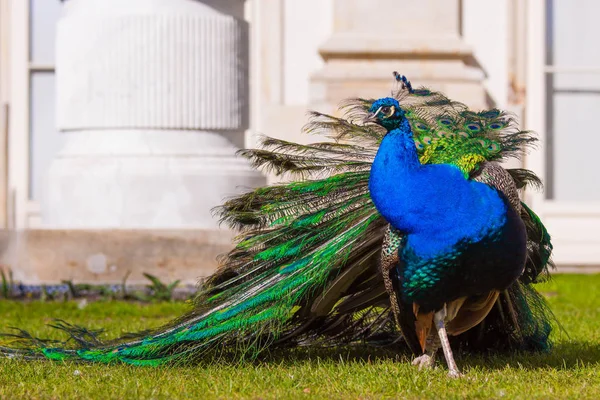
[0,274,599,399]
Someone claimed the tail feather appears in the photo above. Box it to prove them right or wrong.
[520,202,554,283]
[451,281,555,352]
[1,111,390,365]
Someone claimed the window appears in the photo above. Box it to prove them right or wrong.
[526,0,600,266]
[545,0,600,201]
[29,0,63,201]
[5,0,62,228]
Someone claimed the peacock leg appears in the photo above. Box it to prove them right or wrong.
[434,306,462,378]
[411,333,439,369]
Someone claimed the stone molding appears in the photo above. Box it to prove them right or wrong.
[319,33,473,60]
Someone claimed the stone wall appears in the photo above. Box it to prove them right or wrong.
[44,0,264,229]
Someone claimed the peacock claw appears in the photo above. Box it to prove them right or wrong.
[447,370,463,379]
[411,354,435,370]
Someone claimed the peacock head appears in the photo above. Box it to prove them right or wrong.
[365,97,406,131]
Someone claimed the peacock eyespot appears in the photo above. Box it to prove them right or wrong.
[480,109,501,118]
[421,135,433,145]
[457,131,470,138]
[488,142,500,152]
[414,139,424,150]
[488,120,507,130]
[414,122,429,132]
[467,123,481,132]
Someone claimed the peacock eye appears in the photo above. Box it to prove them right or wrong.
[380,105,396,118]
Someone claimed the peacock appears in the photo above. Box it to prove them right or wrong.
[1,73,554,377]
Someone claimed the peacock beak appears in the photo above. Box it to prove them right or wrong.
[364,106,382,124]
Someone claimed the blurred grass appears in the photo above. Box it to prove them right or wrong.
[0,274,599,399]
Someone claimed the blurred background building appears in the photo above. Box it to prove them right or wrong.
[0,0,598,285]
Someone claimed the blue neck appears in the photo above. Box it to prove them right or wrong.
[374,119,420,172]
[369,119,426,233]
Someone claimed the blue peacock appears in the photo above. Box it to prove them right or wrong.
[1,73,554,376]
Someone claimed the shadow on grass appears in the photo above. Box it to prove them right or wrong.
[237,340,600,371]
[459,341,600,370]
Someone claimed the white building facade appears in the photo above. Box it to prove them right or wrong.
[0,0,598,284]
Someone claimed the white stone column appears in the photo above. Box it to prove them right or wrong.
[310,0,488,111]
[43,0,264,229]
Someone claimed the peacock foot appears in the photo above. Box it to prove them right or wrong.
[411,354,435,370]
[447,369,463,379]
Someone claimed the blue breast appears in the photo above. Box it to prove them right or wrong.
[369,129,527,310]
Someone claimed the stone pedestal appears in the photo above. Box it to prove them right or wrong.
[310,0,488,112]
[43,0,264,229]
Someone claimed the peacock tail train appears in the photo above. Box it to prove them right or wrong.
[0,76,555,366]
